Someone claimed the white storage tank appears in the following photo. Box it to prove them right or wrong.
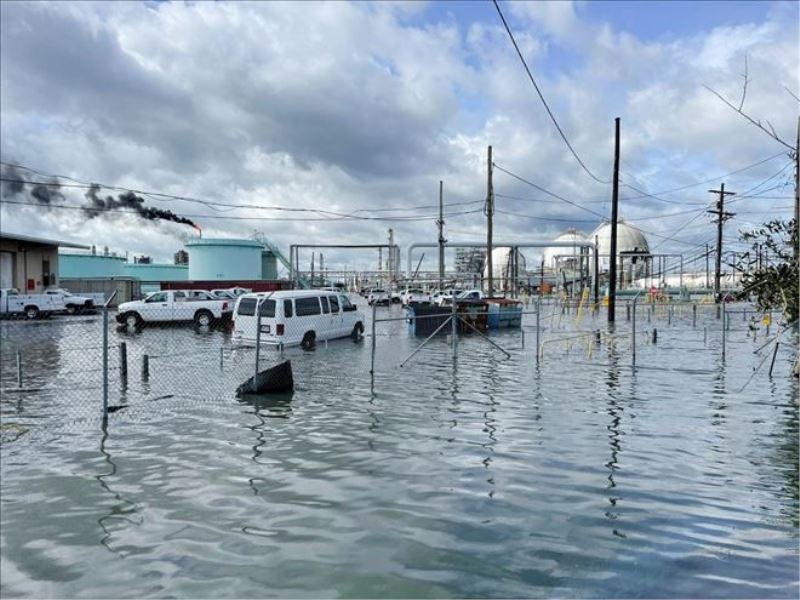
[589,221,650,273]
[185,238,263,281]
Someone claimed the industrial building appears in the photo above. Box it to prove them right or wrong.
[0,232,89,292]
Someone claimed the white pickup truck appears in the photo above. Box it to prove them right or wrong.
[0,288,66,319]
[116,289,233,328]
[44,288,96,314]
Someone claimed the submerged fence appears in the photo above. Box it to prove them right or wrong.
[0,294,794,442]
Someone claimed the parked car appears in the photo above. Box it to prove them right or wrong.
[389,289,403,304]
[401,288,431,306]
[0,288,65,319]
[232,290,364,349]
[116,289,233,328]
[368,289,390,305]
[211,289,238,300]
[44,288,96,314]
[440,289,483,305]
[436,289,464,306]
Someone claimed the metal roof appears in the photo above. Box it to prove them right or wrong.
[0,232,91,249]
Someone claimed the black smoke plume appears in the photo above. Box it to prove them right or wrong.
[84,184,199,229]
[0,164,64,203]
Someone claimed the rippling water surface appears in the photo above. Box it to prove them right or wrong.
[1,302,798,598]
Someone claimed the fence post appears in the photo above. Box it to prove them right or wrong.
[254,306,262,392]
[16,350,22,389]
[370,302,376,375]
[632,299,637,367]
[451,294,458,358]
[769,341,780,376]
[142,354,149,381]
[721,303,726,361]
[119,342,128,383]
[536,295,541,364]
[692,303,697,328]
[219,347,224,370]
[102,304,109,419]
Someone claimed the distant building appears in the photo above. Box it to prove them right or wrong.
[134,255,152,264]
[174,250,189,265]
[0,232,89,292]
[455,248,485,274]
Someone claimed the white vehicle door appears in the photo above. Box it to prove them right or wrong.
[172,291,189,321]
[328,294,344,337]
[319,295,334,340]
[140,291,169,320]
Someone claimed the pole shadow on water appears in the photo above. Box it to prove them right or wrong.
[95,421,142,556]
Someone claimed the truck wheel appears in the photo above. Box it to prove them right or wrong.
[66,304,77,315]
[24,306,40,320]
[301,331,316,350]
[351,322,364,340]
[194,310,213,327]
[124,312,142,328]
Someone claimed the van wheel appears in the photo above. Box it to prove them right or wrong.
[351,322,364,340]
[194,310,213,327]
[124,312,143,328]
[66,304,77,315]
[24,306,40,320]
[301,331,316,350]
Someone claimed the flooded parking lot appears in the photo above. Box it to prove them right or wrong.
[1,300,798,598]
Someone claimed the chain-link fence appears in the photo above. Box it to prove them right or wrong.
[1,289,794,444]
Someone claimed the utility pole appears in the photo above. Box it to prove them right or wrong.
[438,180,445,291]
[486,145,494,297]
[705,243,710,289]
[708,183,736,303]
[794,116,799,262]
[387,228,394,283]
[311,251,315,286]
[319,253,324,286]
[608,117,621,323]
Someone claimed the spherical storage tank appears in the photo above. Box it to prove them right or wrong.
[589,221,650,272]
[185,238,263,280]
[542,229,587,270]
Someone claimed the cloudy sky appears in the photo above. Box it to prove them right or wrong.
[1,0,797,273]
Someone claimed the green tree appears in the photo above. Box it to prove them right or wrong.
[736,218,798,324]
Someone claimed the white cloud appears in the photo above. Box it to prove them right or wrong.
[0,1,796,270]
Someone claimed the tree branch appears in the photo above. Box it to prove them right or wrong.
[703,84,794,151]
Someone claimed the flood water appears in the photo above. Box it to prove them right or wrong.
[1,300,798,598]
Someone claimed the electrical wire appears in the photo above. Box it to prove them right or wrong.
[491,0,610,185]
[0,198,485,222]
[492,162,606,218]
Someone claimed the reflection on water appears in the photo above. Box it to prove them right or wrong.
[0,306,798,598]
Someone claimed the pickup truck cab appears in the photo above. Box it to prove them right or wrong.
[0,288,66,319]
[44,288,96,314]
[233,290,364,349]
[367,289,390,306]
[116,289,233,328]
[401,288,431,306]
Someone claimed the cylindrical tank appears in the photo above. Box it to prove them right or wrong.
[59,253,127,279]
[185,238,263,281]
[543,229,587,270]
[261,250,278,280]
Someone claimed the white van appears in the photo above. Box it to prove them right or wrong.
[232,290,365,349]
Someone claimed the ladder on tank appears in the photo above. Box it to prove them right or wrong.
[251,233,310,289]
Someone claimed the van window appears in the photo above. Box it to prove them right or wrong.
[284,299,293,318]
[295,297,321,316]
[321,296,330,314]
[341,295,354,311]
[259,299,276,317]
[237,298,256,316]
[329,295,339,313]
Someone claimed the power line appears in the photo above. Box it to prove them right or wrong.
[618,151,788,199]
[491,0,610,185]
[0,162,485,216]
[491,162,606,218]
[0,198,485,223]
